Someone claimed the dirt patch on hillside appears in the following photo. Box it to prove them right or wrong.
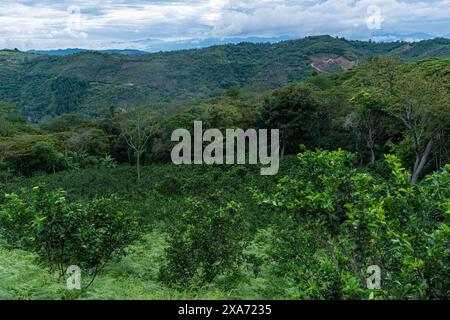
[400,44,413,52]
[310,54,357,73]
[121,61,138,69]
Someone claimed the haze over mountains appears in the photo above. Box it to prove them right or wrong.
[1,35,449,122]
[26,33,444,56]
[28,36,295,56]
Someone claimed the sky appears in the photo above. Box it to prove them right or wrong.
[1,0,449,51]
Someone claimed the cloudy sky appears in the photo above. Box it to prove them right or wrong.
[1,0,449,51]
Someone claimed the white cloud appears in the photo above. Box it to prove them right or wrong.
[213,0,450,38]
[0,0,448,50]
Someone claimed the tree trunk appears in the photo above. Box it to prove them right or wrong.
[411,138,434,184]
[369,146,375,165]
[367,123,375,165]
[136,152,141,182]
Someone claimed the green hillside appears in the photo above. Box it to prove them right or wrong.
[1,36,449,122]
[1,45,449,300]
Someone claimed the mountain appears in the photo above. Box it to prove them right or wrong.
[26,36,295,56]
[368,33,435,42]
[130,36,295,52]
[27,49,149,56]
[1,35,449,122]
[27,34,448,54]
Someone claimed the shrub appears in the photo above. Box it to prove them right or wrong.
[160,198,249,286]
[255,150,450,299]
[0,134,67,175]
[0,186,138,289]
[258,149,357,234]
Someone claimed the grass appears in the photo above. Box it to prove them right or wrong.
[0,163,285,300]
[0,228,288,300]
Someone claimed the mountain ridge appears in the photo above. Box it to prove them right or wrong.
[27,49,149,56]
[16,34,449,55]
[1,35,449,122]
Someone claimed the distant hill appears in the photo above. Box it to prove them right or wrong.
[26,34,443,55]
[129,36,295,52]
[27,49,149,56]
[368,33,435,42]
[1,35,449,122]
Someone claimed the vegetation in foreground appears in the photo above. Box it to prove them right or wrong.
[0,152,448,299]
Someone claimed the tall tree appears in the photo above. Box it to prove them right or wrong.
[370,57,450,183]
[260,84,321,155]
[0,145,8,166]
[118,107,155,182]
[345,89,389,164]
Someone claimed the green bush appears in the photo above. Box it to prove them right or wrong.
[0,134,67,175]
[0,186,138,288]
[255,149,449,299]
[160,198,249,286]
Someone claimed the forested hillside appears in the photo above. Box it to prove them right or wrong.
[0,36,449,300]
[1,36,449,122]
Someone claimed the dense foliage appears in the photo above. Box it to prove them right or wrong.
[0,36,449,121]
[0,151,447,299]
[0,186,138,289]
[253,150,449,299]
[161,199,248,285]
[0,38,448,300]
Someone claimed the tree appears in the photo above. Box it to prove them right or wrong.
[66,128,109,155]
[118,107,156,182]
[160,198,248,285]
[0,101,24,137]
[40,114,90,133]
[50,77,89,115]
[0,186,138,289]
[0,101,19,115]
[31,141,65,173]
[345,89,390,164]
[255,149,450,299]
[369,57,450,183]
[0,144,8,167]
[0,134,66,175]
[260,84,321,155]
